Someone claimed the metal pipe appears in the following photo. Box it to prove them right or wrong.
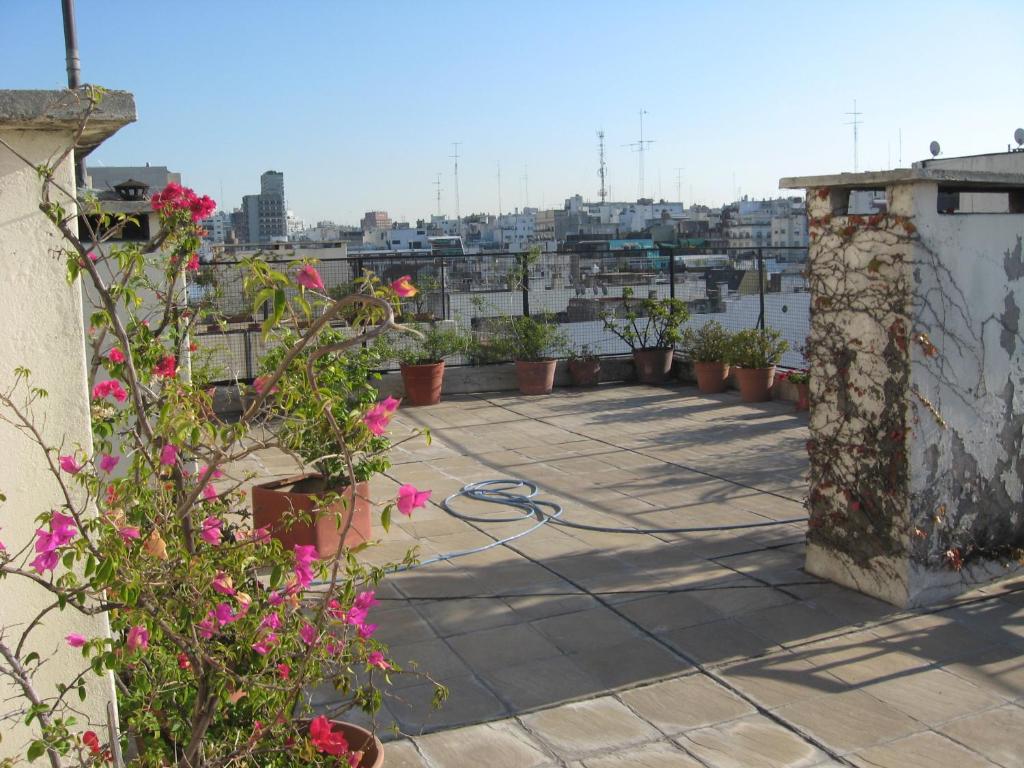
[61,0,88,187]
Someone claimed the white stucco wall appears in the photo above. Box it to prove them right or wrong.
[0,129,117,757]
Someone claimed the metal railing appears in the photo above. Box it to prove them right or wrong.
[189,246,809,383]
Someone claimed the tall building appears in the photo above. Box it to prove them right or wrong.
[360,211,391,232]
[257,170,287,242]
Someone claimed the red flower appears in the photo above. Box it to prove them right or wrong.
[309,716,350,756]
[153,355,177,378]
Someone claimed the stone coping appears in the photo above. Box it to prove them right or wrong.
[0,88,136,157]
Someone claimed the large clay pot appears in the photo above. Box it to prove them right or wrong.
[734,366,776,403]
[795,382,810,412]
[633,348,674,385]
[303,721,384,768]
[693,361,730,394]
[568,358,601,387]
[514,359,557,395]
[400,361,445,406]
[252,474,371,558]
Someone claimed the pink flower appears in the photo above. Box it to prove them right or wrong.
[66,633,87,648]
[86,251,98,262]
[309,716,350,757]
[59,455,83,474]
[252,375,279,396]
[153,355,177,378]
[202,484,218,501]
[197,612,216,639]
[397,484,431,516]
[178,652,191,669]
[299,623,317,646]
[31,512,78,573]
[352,591,378,613]
[214,602,243,626]
[295,265,325,291]
[92,379,128,403]
[276,663,290,679]
[363,396,400,436]
[106,348,125,364]
[118,527,140,542]
[186,253,200,271]
[151,183,215,223]
[30,550,59,574]
[268,590,284,607]
[98,454,120,473]
[251,634,277,655]
[261,612,282,630]
[357,623,378,640]
[367,651,391,670]
[200,516,222,546]
[159,444,178,466]
[391,275,418,297]
[212,571,235,596]
[293,544,318,588]
[125,625,149,653]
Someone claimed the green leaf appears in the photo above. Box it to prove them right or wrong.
[27,740,46,761]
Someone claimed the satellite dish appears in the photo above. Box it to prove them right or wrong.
[1015,128,1024,147]
[929,141,941,158]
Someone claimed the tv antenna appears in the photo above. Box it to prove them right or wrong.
[597,130,608,203]
[497,162,503,216]
[522,164,529,209]
[450,142,462,225]
[675,167,684,202]
[624,109,654,199]
[433,173,442,216]
[844,100,863,172]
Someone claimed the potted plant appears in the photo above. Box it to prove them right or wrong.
[0,160,443,767]
[601,288,689,384]
[680,321,733,394]
[492,314,568,395]
[568,344,601,387]
[779,368,811,411]
[727,327,790,402]
[396,323,471,406]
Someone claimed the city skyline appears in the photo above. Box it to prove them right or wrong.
[3,1,1021,224]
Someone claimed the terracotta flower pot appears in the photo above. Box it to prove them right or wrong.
[400,361,445,406]
[795,381,810,412]
[693,361,730,394]
[251,473,372,558]
[734,366,776,403]
[515,359,557,395]
[568,358,601,387]
[304,720,384,768]
[633,348,674,385]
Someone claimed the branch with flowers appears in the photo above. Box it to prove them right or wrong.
[0,100,444,768]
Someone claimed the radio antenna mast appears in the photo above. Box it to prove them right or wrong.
[433,173,442,216]
[450,142,462,225]
[597,130,608,203]
[624,109,654,199]
[844,100,863,172]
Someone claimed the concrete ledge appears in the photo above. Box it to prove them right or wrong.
[0,88,137,157]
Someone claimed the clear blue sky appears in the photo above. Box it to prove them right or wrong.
[3,1,1021,225]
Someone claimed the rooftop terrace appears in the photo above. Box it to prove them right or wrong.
[236,384,1024,768]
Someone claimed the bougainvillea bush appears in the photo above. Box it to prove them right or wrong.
[0,140,442,767]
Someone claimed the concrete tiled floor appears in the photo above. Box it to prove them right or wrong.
[235,384,1024,767]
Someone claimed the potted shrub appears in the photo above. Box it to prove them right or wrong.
[601,288,689,384]
[779,368,811,411]
[0,160,443,767]
[568,344,601,387]
[396,323,471,406]
[728,327,790,402]
[680,321,733,394]
[492,314,567,395]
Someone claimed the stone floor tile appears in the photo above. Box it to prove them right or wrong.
[385,673,508,736]
[579,741,705,767]
[733,601,850,648]
[415,720,553,768]
[871,613,1003,663]
[847,731,1000,768]
[569,637,690,689]
[719,653,844,709]
[520,696,662,758]
[446,622,563,670]
[503,592,599,621]
[384,637,472,690]
[675,713,829,768]
[477,654,604,711]
[614,590,725,632]
[775,689,924,753]
[530,607,644,653]
[942,644,1024,702]
[690,582,797,617]
[368,605,439,647]
[659,618,781,666]
[618,674,755,734]
[940,705,1024,768]
[417,597,522,637]
[784,630,930,686]
[378,739,430,767]
[861,667,1006,726]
